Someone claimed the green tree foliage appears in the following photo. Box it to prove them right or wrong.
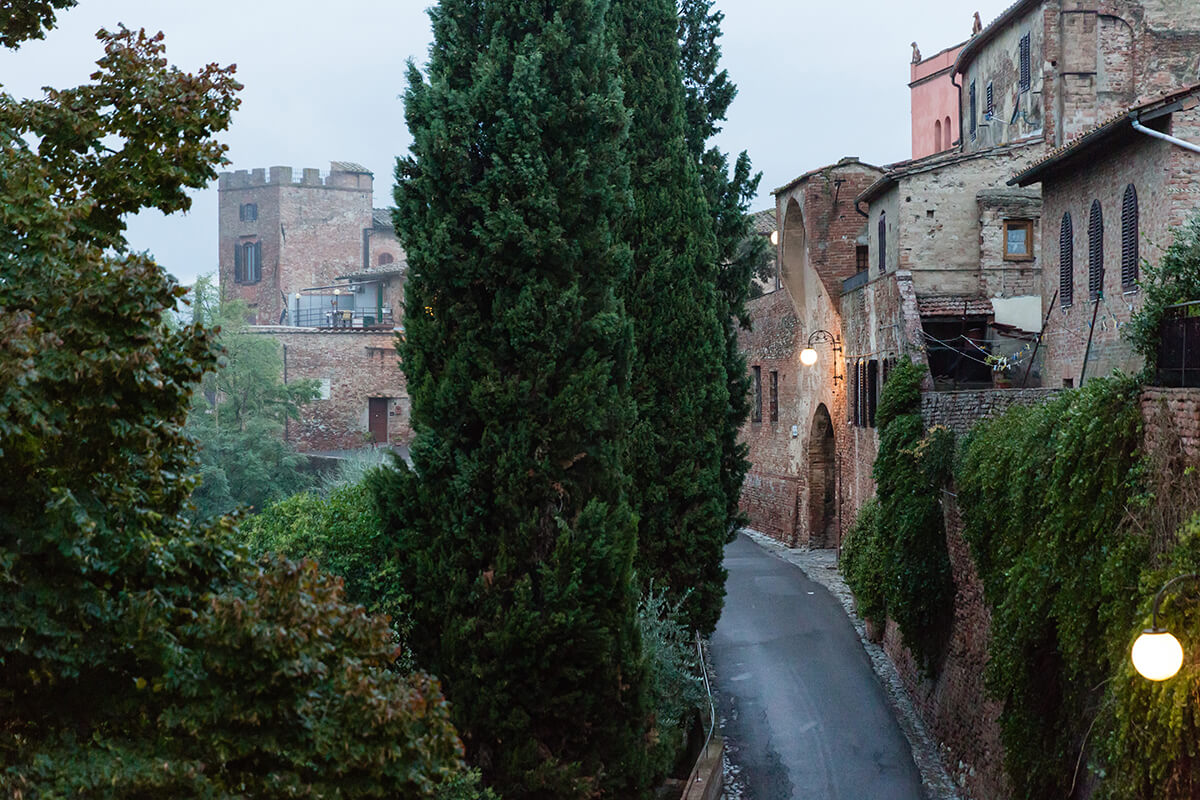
[242,480,409,624]
[611,0,730,636]
[868,357,955,671]
[184,276,319,519]
[1123,212,1200,375]
[956,375,1146,799]
[677,0,769,548]
[0,18,472,797]
[375,0,653,795]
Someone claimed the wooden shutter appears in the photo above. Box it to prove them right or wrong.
[1089,200,1104,299]
[1019,34,1031,90]
[969,81,977,137]
[253,241,263,283]
[878,214,886,273]
[234,242,243,283]
[986,82,994,116]
[1060,213,1073,306]
[1121,184,1138,290]
[867,360,879,428]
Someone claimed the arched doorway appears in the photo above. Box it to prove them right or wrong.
[807,404,837,548]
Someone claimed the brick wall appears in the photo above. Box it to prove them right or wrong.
[882,493,1009,800]
[250,327,410,453]
[921,387,1062,434]
[1142,386,1200,460]
[1038,106,1200,388]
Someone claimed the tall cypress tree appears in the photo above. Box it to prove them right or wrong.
[678,0,769,543]
[610,0,730,635]
[373,1,652,797]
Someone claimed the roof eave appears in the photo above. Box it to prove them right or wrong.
[954,0,1041,77]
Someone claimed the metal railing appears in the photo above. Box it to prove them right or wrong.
[291,308,395,329]
[1157,301,1200,388]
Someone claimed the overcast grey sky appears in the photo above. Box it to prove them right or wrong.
[1,0,1014,286]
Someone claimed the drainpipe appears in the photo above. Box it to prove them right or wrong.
[282,343,289,443]
[951,71,964,148]
[1131,114,1200,154]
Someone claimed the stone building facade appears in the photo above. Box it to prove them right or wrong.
[217,162,411,454]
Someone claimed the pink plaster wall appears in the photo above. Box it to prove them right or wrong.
[910,44,965,160]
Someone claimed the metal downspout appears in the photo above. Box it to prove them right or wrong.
[1131,115,1200,155]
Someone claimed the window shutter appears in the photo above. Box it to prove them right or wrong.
[878,214,887,273]
[986,82,994,116]
[1060,213,1073,306]
[1088,200,1104,299]
[234,242,243,283]
[867,360,879,428]
[1019,34,1031,90]
[254,241,263,283]
[1121,184,1138,290]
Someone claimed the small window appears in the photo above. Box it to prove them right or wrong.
[239,203,257,222]
[1060,213,1074,306]
[935,119,942,149]
[752,366,762,423]
[1003,220,1034,261]
[1019,33,1031,91]
[857,361,868,427]
[986,82,994,117]
[1088,200,1104,299]
[378,252,395,266]
[878,212,887,273]
[769,370,779,423]
[969,81,977,139]
[944,116,952,149]
[856,245,869,272]
[1121,184,1138,290]
[847,364,857,424]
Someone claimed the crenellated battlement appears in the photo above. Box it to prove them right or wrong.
[219,161,372,191]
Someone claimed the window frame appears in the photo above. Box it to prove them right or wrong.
[239,202,258,222]
[769,370,779,423]
[1002,219,1035,262]
[235,240,262,285]
[751,366,762,424]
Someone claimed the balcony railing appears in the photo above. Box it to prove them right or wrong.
[1157,301,1200,388]
[292,307,396,330]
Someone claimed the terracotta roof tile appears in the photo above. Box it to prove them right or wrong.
[917,295,994,317]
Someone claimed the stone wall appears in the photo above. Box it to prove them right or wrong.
[250,327,410,453]
[1142,386,1200,460]
[921,387,1062,434]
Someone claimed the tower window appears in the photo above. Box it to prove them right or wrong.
[235,241,262,284]
[378,252,395,266]
[239,203,257,222]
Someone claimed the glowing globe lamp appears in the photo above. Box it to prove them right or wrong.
[800,347,818,366]
[1132,629,1184,681]
[770,230,780,246]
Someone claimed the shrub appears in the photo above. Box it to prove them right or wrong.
[841,498,888,623]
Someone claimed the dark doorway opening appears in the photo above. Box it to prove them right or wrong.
[807,404,837,548]
[368,397,389,444]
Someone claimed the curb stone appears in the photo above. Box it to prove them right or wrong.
[737,528,963,800]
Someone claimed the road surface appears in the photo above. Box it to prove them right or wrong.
[711,534,926,800]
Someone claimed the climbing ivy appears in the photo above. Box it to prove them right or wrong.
[956,374,1147,799]
[841,357,955,672]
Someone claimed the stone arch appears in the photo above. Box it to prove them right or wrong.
[934,119,942,151]
[780,197,807,314]
[806,403,837,548]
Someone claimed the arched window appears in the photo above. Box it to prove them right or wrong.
[239,203,257,222]
[935,119,942,150]
[1121,184,1138,290]
[944,116,952,149]
[1060,213,1074,306]
[1088,200,1104,299]
[378,252,394,266]
[878,212,887,273]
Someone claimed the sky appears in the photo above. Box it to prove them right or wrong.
[0,0,1015,286]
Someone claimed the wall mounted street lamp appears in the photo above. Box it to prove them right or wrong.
[1132,573,1200,681]
[770,230,780,246]
[800,330,843,382]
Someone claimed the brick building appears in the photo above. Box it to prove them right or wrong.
[738,158,882,546]
[217,162,410,452]
[1013,84,1200,386]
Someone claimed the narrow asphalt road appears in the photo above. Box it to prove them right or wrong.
[711,534,925,800]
